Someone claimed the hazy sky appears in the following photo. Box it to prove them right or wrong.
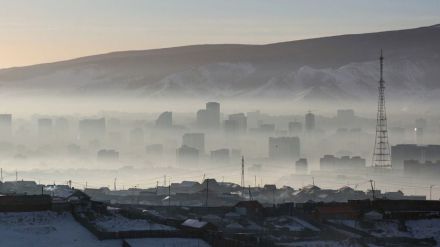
[0,0,439,68]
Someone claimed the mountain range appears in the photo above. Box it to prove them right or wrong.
[1,24,439,103]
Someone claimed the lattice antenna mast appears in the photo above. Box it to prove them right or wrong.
[372,50,391,168]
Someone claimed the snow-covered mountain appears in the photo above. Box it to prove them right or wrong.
[0,24,439,103]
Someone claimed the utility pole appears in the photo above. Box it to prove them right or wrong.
[163,175,166,187]
[369,179,376,200]
[168,184,171,208]
[203,173,205,182]
[272,187,276,206]
[85,181,87,189]
[15,170,18,182]
[254,175,256,188]
[430,185,435,200]
[248,185,253,201]
[113,178,117,191]
[241,156,245,197]
[312,177,315,186]
[156,181,159,194]
[0,168,2,182]
[205,178,209,208]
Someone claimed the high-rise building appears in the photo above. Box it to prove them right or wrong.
[336,109,355,128]
[206,102,220,128]
[269,136,300,161]
[224,113,247,134]
[156,111,172,128]
[320,155,366,170]
[177,145,199,166]
[391,144,440,169]
[197,102,220,129]
[145,144,164,156]
[295,158,308,174]
[246,111,260,129]
[54,117,69,140]
[305,112,315,132]
[0,114,12,140]
[182,133,205,154]
[79,118,106,141]
[129,128,144,146]
[415,118,427,129]
[38,118,53,139]
[210,148,230,163]
[288,121,302,134]
[97,149,119,161]
[414,127,424,145]
[403,160,440,175]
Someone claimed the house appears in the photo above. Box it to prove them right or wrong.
[363,210,383,221]
[0,195,51,212]
[233,200,264,217]
[315,203,360,220]
[181,218,217,232]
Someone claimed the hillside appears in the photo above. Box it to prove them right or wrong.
[1,24,439,102]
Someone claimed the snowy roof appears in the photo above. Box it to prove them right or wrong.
[125,238,210,247]
[225,222,244,229]
[182,219,208,229]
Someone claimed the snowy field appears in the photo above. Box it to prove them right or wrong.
[0,211,121,247]
[406,219,440,244]
[125,238,211,247]
[276,240,356,247]
[333,219,440,243]
[93,213,176,232]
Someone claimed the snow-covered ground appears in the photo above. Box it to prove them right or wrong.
[0,211,120,247]
[93,213,176,232]
[125,238,211,247]
[333,218,440,243]
[406,219,440,244]
[266,216,320,232]
[276,240,356,247]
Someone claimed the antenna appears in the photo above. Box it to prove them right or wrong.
[372,49,391,168]
[113,178,117,191]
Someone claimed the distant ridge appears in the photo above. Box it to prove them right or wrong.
[0,24,439,102]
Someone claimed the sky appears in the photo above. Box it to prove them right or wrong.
[0,0,439,68]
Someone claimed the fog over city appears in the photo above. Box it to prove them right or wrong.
[0,94,438,199]
[0,23,439,201]
[2,1,440,246]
